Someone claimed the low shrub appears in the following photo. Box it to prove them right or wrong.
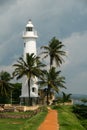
[73,105,87,129]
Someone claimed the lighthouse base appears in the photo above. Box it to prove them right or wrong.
[20,76,39,106]
[20,97,39,106]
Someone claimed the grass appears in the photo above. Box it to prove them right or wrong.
[52,105,85,130]
[21,110,47,130]
[1,105,86,130]
[0,118,27,130]
[0,107,48,130]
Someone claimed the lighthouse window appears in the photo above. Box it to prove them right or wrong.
[32,87,36,93]
[26,27,32,31]
[24,43,26,47]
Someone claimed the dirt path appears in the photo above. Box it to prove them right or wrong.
[38,108,59,130]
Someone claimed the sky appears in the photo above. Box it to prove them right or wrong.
[0,0,87,95]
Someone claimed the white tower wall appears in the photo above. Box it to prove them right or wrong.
[20,20,38,99]
[24,38,37,60]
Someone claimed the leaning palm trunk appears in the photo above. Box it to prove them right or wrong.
[50,58,52,69]
[41,37,66,69]
[46,85,50,105]
[28,78,31,106]
[46,89,49,105]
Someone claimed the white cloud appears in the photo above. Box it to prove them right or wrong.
[62,31,87,94]
[63,31,87,66]
[0,65,13,75]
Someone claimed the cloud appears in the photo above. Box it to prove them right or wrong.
[0,64,13,75]
[62,31,87,94]
[0,0,15,6]
[0,33,23,65]
[0,0,87,94]
[0,0,17,15]
[63,31,87,66]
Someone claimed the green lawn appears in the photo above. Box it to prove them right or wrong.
[52,105,85,130]
[0,108,47,130]
[0,118,27,130]
[0,105,86,130]
[21,110,47,130]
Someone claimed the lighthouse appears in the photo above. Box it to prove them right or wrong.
[20,20,38,105]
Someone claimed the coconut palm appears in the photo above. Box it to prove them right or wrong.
[41,37,66,68]
[62,92,72,103]
[37,67,66,105]
[13,53,45,106]
[0,71,13,97]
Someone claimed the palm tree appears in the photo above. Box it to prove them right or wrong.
[37,67,66,105]
[62,92,72,103]
[0,71,13,101]
[13,53,45,106]
[41,37,66,68]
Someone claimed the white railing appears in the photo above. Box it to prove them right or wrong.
[22,30,38,37]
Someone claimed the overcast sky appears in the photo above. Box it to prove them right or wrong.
[0,0,87,95]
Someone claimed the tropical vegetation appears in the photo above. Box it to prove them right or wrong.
[41,37,66,68]
[37,67,66,105]
[0,71,13,97]
[52,105,85,130]
[13,53,45,105]
[0,27,86,130]
[73,105,87,129]
[0,71,13,103]
[0,37,66,106]
[12,83,22,104]
[62,92,72,103]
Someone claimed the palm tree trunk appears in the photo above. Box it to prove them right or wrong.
[50,57,53,69]
[47,91,49,105]
[47,85,50,105]
[28,78,31,106]
[50,56,53,69]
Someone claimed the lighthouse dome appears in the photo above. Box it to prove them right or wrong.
[23,19,38,38]
[26,19,34,28]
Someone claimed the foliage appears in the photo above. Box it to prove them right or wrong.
[39,106,48,112]
[12,83,22,104]
[73,105,87,129]
[81,98,87,103]
[53,105,85,130]
[39,37,66,105]
[37,67,66,105]
[13,53,45,106]
[0,71,13,103]
[0,77,21,104]
[0,96,10,104]
[0,71,11,81]
[21,108,47,130]
[12,36,66,106]
[62,92,72,103]
[41,37,66,68]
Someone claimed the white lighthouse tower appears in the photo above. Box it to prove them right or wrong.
[20,20,38,105]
